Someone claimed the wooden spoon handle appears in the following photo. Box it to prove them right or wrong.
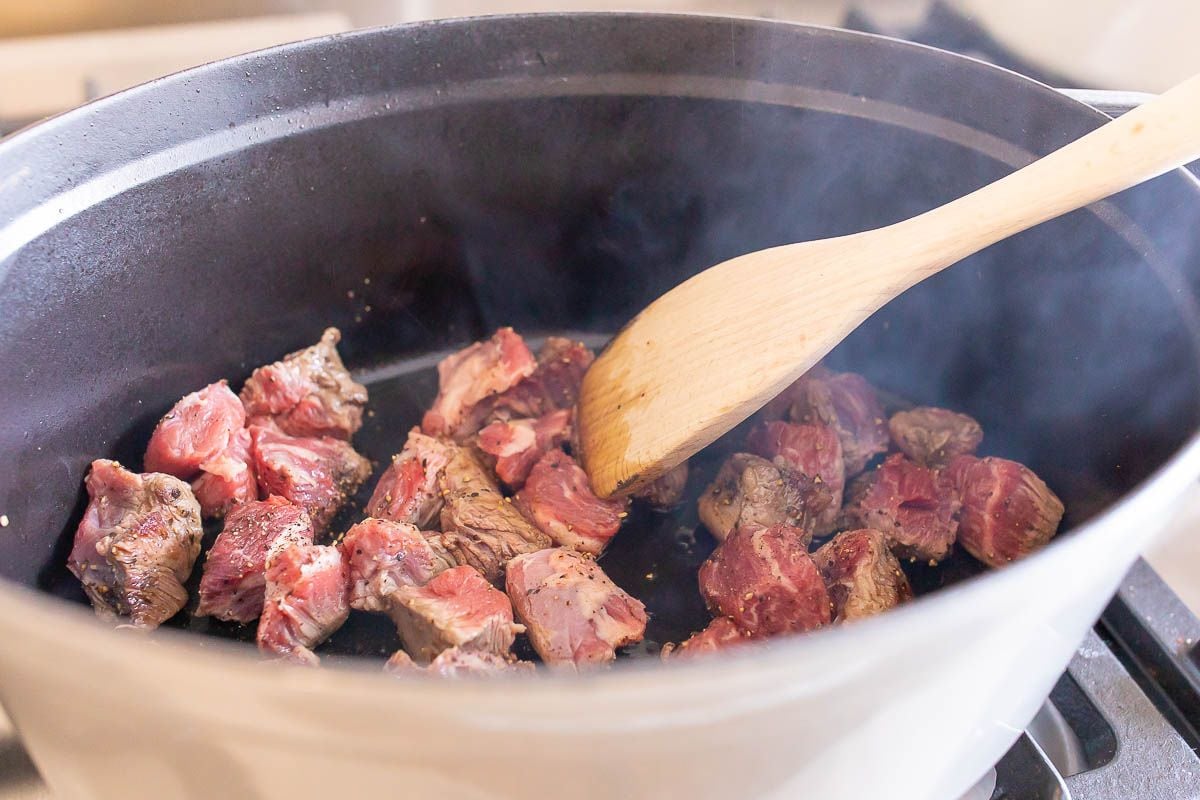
[579,73,1200,499]
[885,72,1200,291]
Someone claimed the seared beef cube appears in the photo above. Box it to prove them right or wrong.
[365,428,453,528]
[843,453,961,563]
[388,565,524,663]
[634,461,689,510]
[196,496,315,622]
[947,456,1064,568]
[662,617,750,660]
[699,525,830,637]
[257,542,349,666]
[385,648,535,677]
[145,380,245,477]
[240,327,368,440]
[189,428,258,517]
[433,446,552,582]
[747,421,844,534]
[476,408,572,489]
[485,337,595,422]
[697,453,830,544]
[813,529,912,622]
[143,381,257,517]
[514,449,629,556]
[340,518,454,612]
[250,423,371,534]
[888,407,983,468]
[506,548,647,668]
[421,327,537,440]
[765,367,888,475]
[68,460,203,628]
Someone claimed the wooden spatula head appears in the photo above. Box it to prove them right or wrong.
[578,235,903,498]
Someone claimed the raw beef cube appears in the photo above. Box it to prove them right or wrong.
[486,337,595,422]
[421,328,536,439]
[765,367,888,475]
[240,327,368,440]
[514,449,629,556]
[388,565,524,663]
[190,427,257,518]
[365,428,454,528]
[432,446,552,582]
[634,461,689,510]
[257,542,349,666]
[888,407,983,468]
[250,423,371,534]
[747,421,845,534]
[812,529,912,622]
[698,524,831,637]
[697,453,832,544]
[143,381,256,517]
[843,453,961,563]
[947,456,1064,568]
[68,460,203,628]
[196,496,315,622]
[385,648,535,677]
[506,548,647,668]
[476,408,572,489]
[340,518,455,612]
[144,380,246,478]
[662,617,750,660]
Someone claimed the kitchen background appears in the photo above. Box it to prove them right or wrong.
[1,3,1198,795]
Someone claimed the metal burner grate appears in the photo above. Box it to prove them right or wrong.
[976,560,1200,800]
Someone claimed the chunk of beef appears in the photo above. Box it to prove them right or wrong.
[421,328,537,440]
[662,617,751,660]
[365,428,453,528]
[433,446,552,582]
[145,380,246,478]
[698,524,831,637]
[250,423,371,534]
[257,542,349,666]
[340,518,455,612]
[634,461,689,510]
[765,367,888,475]
[888,407,983,468]
[697,453,831,544]
[189,427,258,518]
[388,565,524,663]
[843,453,961,563]
[385,648,535,677]
[196,496,315,622]
[240,327,368,440]
[68,460,203,628]
[947,456,1065,568]
[514,449,629,556]
[812,529,912,622]
[506,548,647,668]
[747,421,844,534]
[143,381,256,517]
[476,408,572,489]
[485,337,595,422]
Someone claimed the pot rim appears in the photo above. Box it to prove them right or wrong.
[2,11,1199,711]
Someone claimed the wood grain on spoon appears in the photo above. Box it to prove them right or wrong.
[579,72,1200,498]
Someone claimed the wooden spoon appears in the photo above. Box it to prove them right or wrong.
[578,73,1200,498]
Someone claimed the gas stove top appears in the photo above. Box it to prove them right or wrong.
[969,559,1200,799]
